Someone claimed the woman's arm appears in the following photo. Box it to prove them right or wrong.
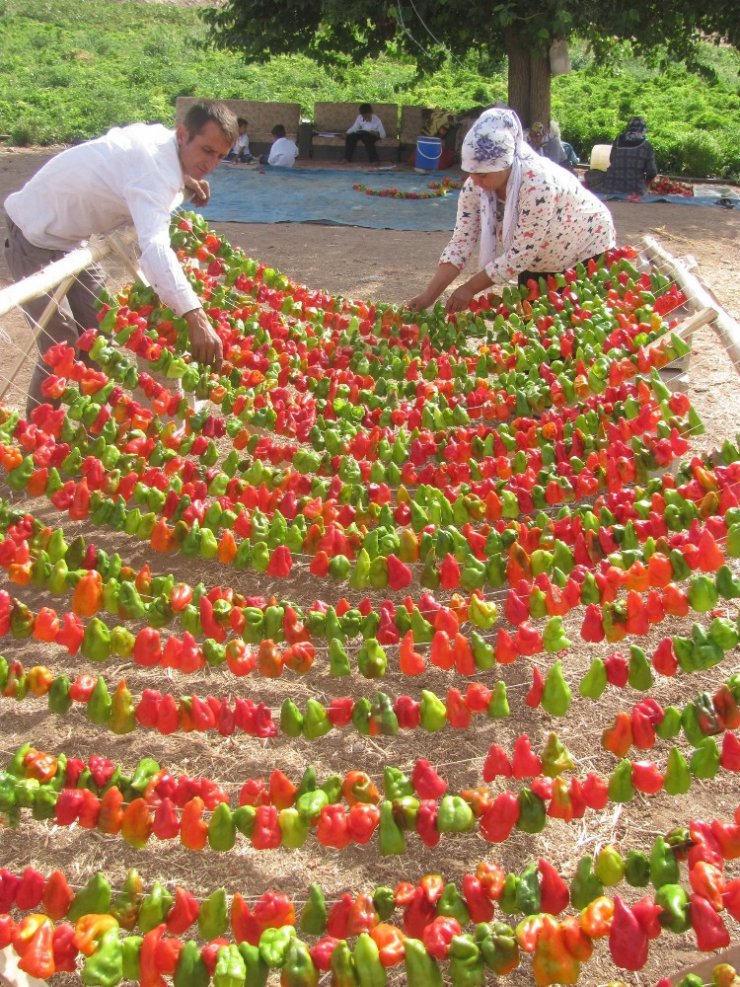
[407,262,462,311]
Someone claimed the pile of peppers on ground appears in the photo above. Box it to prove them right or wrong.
[0,209,738,985]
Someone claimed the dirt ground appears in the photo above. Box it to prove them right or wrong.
[0,148,739,986]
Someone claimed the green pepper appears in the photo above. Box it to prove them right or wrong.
[48,675,72,715]
[476,921,519,975]
[487,681,509,718]
[259,926,297,969]
[420,690,447,732]
[81,925,123,987]
[121,937,144,983]
[208,802,237,851]
[237,941,268,987]
[690,737,720,779]
[353,932,386,987]
[296,788,328,823]
[69,872,112,921]
[281,699,304,737]
[656,706,682,740]
[498,873,520,915]
[198,887,228,939]
[379,800,406,855]
[357,638,387,678]
[656,883,691,933]
[579,657,607,700]
[32,785,58,821]
[594,845,624,886]
[234,805,256,838]
[515,861,541,915]
[650,835,679,888]
[438,795,475,833]
[541,660,571,716]
[139,881,173,932]
[448,934,485,987]
[540,732,574,777]
[329,638,351,676]
[111,870,143,930]
[303,699,331,740]
[87,677,112,725]
[607,758,635,803]
[664,747,691,795]
[438,883,470,924]
[624,850,651,887]
[129,757,160,795]
[516,788,545,833]
[372,886,395,922]
[300,883,327,935]
[281,939,319,987]
[404,937,443,987]
[279,808,309,848]
[215,943,247,987]
[383,766,413,800]
[628,645,653,690]
[570,857,603,910]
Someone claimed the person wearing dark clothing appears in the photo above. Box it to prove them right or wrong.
[602,116,658,195]
[344,103,386,164]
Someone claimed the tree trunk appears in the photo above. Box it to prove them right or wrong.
[504,28,552,128]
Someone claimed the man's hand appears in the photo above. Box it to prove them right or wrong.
[184,308,223,370]
[184,177,211,207]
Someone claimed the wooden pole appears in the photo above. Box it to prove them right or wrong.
[642,235,740,371]
[0,225,137,318]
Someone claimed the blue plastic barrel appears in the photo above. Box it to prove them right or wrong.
[415,136,442,172]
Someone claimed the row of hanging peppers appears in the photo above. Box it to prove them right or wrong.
[2,738,738,849]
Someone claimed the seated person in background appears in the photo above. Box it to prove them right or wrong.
[601,116,658,195]
[262,125,298,167]
[344,103,386,164]
[527,121,567,166]
[550,120,580,171]
[225,118,253,162]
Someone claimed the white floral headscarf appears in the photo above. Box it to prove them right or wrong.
[460,108,536,268]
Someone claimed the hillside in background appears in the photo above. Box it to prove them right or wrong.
[0,0,737,177]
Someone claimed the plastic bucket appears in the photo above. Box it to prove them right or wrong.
[415,136,442,172]
[590,144,612,172]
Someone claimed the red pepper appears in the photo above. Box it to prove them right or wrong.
[416,800,440,848]
[525,666,544,706]
[327,894,353,938]
[399,632,426,675]
[631,760,664,795]
[254,890,295,931]
[346,892,377,935]
[347,803,380,844]
[652,638,678,676]
[166,887,199,934]
[43,870,74,920]
[511,734,542,778]
[445,688,471,728]
[422,915,461,959]
[480,791,519,842]
[609,896,647,970]
[316,804,351,849]
[538,858,569,915]
[0,915,13,949]
[394,695,420,729]
[689,891,730,951]
[711,818,740,860]
[13,913,56,978]
[310,936,340,971]
[689,861,725,911]
[231,893,261,945]
[461,874,493,922]
[52,922,78,972]
[15,867,45,910]
[631,897,662,939]
[721,731,740,771]
[429,630,454,670]
[133,627,163,667]
[0,870,21,911]
[411,759,447,799]
[139,925,169,986]
[328,697,355,727]
[402,886,436,938]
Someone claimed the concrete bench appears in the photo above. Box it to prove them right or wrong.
[174,98,301,156]
[311,102,399,161]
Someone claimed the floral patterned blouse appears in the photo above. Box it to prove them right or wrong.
[440,154,615,281]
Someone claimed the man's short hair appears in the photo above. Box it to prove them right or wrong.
[271,124,286,138]
[359,103,373,115]
[237,117,248,127]
[182,101,239,143]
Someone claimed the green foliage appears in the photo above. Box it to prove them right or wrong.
[0,0,736,178]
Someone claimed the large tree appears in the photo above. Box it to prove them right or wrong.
[202,0,738,126]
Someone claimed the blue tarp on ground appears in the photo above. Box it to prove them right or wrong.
[197,164,461,230]
[196,163,737,228]
[597,190,737,208]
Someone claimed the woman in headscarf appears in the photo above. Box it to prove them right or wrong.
[602,116,658,195]
[407,107,615,314]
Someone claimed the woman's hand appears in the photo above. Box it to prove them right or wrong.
[406,289,438,313]
[445,282,476,314]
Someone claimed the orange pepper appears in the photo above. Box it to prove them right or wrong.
[24,749,58,783]
[121,797,153,849]
[150,518,175,553]
[579,896,614,938]
[217,530,237,564]
[13,914,55,978]
[369,922,405,967]
[71,570,103,617]
[73,914,119,956]
[180,796,208,850]
[98,786,124,835]
[27,665,53,697]
[8,562,32,585]
[257,639,283,678]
